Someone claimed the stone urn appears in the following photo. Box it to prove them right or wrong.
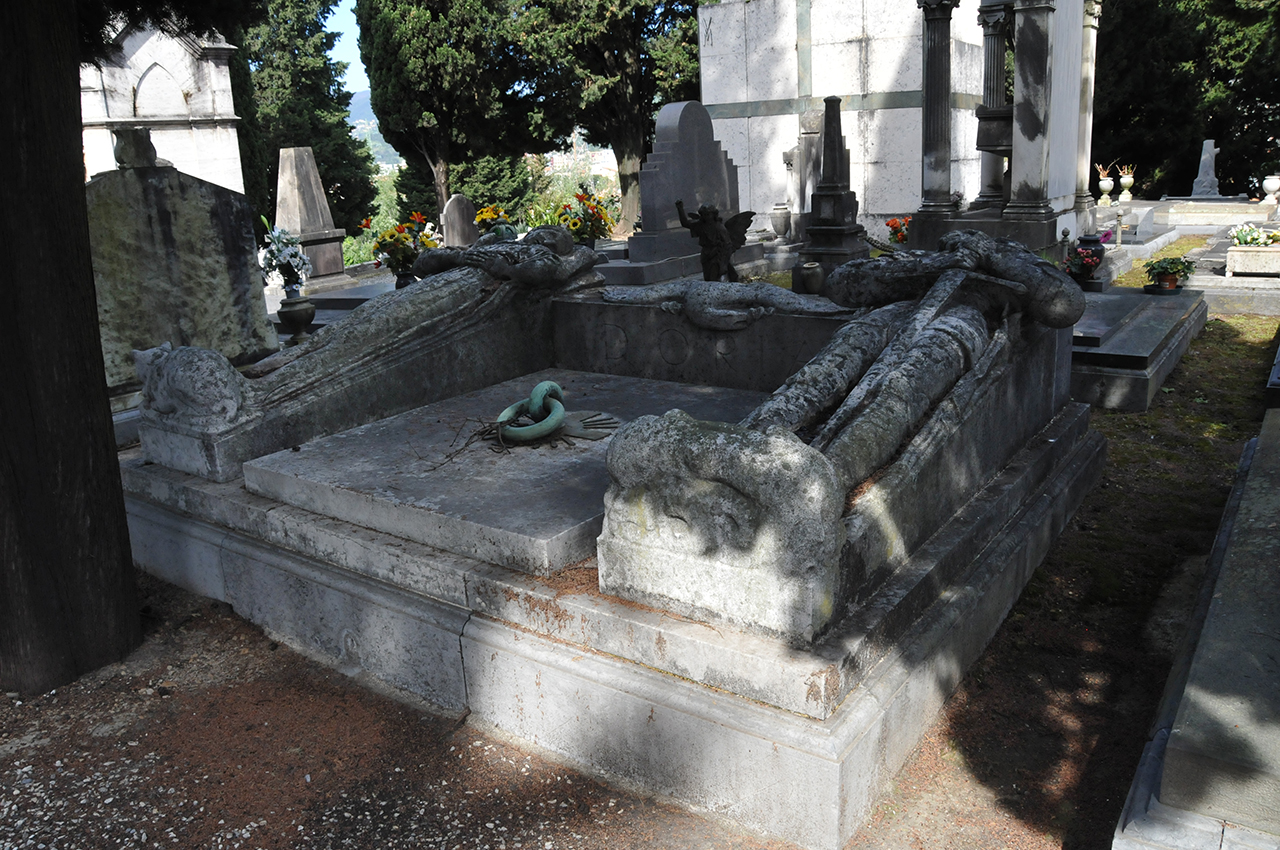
[770,203,792,241]
[1119,174,1135,203]
[796,262,825,295]
[1072,233,1107,288]
[276,291,316,346]
[1263,174,1280,203]
[1098,177,1114,207]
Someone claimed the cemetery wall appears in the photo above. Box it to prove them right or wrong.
[81,27,245,193]
[699,0,985,228]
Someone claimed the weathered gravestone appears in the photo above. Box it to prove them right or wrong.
[442,193,480,247]
[86,127,277,401]
[628,101,743,263]
[1192,139,1222,197]
[275,146,354,291]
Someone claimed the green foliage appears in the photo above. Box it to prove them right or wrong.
[244,0,377,233]
[394,160,438,223]
[1143,256,1197,281]
[355,0,575,214]
[75,0,266,60]
[1093,0,1280,198]
[342,171,399,266]
[516,1,699,230]
[450,156,535,225]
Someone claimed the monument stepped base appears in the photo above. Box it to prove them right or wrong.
[121,375,1103,850]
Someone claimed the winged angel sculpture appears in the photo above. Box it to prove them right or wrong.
[675,199,755,281]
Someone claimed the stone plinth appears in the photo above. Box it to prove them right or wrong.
[275,146,353,288]
[1226,246,1280,277]
[442,193,480,247]
[242,370,766,575]
[85,164,278,395]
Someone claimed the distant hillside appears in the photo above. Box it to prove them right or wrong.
[348,89,373,124]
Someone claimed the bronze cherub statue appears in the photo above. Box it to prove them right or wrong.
[675,199,755,282]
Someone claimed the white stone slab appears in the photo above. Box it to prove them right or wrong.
[243,370,766,575]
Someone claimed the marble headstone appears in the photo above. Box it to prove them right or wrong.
[86,129,277,396]
[442,194,480,247]
[628,101,741,263]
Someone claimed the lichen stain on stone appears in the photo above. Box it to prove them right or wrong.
[804,664,840,709]
[1015,100,1045,142]
[1017,20,1049,88]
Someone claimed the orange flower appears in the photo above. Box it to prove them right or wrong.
[359,217,373,231]
[395,224,406,233]
[409,211,427,225]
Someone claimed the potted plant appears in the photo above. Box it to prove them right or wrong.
[1118,164,1136,202]
[558,190,617,248]
[366,212,441,288]
[1142,256,1195,292]
[1095,162,1114,207]
[259,217,315,346]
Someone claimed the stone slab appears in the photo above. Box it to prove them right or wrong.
[1071,290,1208,411]
[1073,293,1146,348]
[242,370,767,575]
[553,296,849,393]
[1161,409,1280,835]
[596,243,765,286]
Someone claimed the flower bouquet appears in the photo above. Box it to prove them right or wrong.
[258,216,313,295]
[366,212,440,274]
[1229,224,1280,247]
[1061,247,1102,280]
[558,192,616,243]
[886,216,911,245]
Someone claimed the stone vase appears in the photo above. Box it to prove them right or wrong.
[1119,174,1134,203]
[395,270,418,290]
[1263,174,1280,203]
[276,293,315,346]
[1098,177,1114,207]
[577,237,597,250]
[796,262,825,295]
[770,203,792,240]
[1074,233,1106,279]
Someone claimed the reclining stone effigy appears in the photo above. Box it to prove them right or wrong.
[596,230,1087,642]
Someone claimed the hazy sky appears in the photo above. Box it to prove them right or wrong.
[329,0,369,93]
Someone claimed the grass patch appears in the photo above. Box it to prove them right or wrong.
[1112,235,1210,289]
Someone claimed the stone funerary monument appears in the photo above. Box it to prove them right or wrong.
[119,214,1104,848]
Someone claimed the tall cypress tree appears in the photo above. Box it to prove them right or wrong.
[245,0,376,233]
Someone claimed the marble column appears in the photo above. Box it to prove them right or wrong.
[1074,0,1102,221]
[972,3,1011,210]
[917,0,962,217]
[1004,0,1056,221]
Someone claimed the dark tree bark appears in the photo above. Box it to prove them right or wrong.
[1,0,141,694]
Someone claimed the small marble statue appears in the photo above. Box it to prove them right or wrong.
[675,199,754,282]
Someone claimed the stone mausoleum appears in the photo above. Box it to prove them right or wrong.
[698,0,986,233]
[80,26,245,193]
[700,0,1102,252]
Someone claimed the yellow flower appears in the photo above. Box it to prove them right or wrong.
[568,219,581,230]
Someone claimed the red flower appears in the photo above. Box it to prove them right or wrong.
[395,224,406,234]
[359,217,372,231]
[574,193,587,202]
[887,218,899,228]
[409,211,427,225]
[374,260,382,268]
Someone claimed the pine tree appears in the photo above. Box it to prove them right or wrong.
[355,0,574,216]
[245,0,376,233]
[517,1,699,232]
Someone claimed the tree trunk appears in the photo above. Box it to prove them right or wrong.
[1,0,141,694]
[614,134,644,235]
[428,156,451,223]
